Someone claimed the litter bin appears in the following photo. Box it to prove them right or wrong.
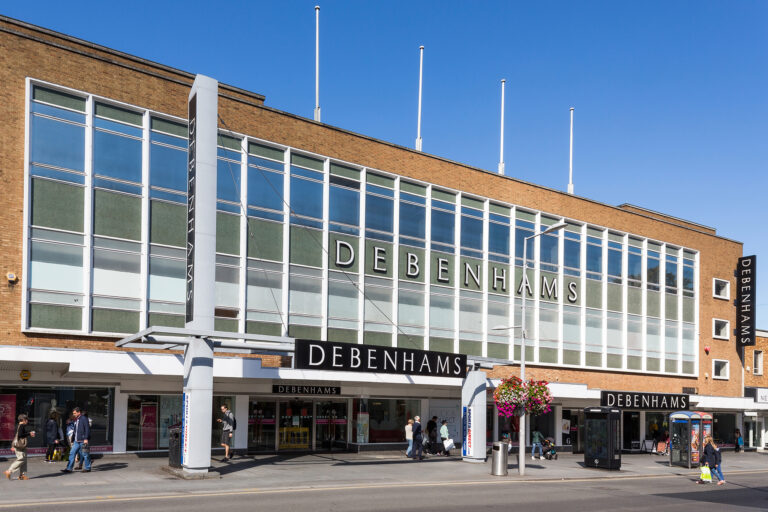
[491,441,509,476]
[168,427,182,468]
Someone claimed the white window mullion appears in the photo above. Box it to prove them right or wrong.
[579,224,587,367]
[557,219,565,365]
[601,229,608,368]
[532,212,541,363]
[138,110,151,331]
[481,200,490,357]
[453,195,461,354]
[423,185,432,351]
[82,94,94,333]
[321,158,330,341]
[21,79,32,330]
[237,138,249,335]
[357,170,367,345]
[621,234,628,370]
[391,177,401,347]
[659,245,667,373]
[281,149,291,336]
[509,207,516,361]
[641,239,648,372]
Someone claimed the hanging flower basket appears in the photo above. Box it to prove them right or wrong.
[493,376,553,418]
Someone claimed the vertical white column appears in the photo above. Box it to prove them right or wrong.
[481,200,489,357]
[82,95,94,332]
[579,225,587,366]
[281,149,291,335]
[139,111,151,330]
[357,170,367,344]
[621,234,629,370]
[557,220,565,365]
[20,79,32,330]
[321,158,330,340]
[453,195,461,354]
[392,177,401,347]
[601,230,608,368]
[423,186,432,350]
[238,139,249,334]
[554,405,563,446]
[112,386,128,453]
[234,394,249,453]
[182,74,218,475]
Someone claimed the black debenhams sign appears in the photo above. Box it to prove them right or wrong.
[294,339,467,378]
[737,255,757,347]
[601,391,689,410]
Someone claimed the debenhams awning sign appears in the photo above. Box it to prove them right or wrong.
[295,339,467,378]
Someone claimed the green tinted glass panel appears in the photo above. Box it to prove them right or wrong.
[247,218,283,261]
[400,181,426,196]
[665,360,678,373]
[516,210,535,222]
[399,246,425,282]
[586,280,602,309]
[607,354,622,369]
[683,297,695,323]
[489,203,510,216]
[329,233,359,273]
[328,328,358,343]
[289,226,323,267]
[487,343,509,360]
[628,287,642,315]
[93,190,141,240]
[330,163,359,180]
[249,142,284,162]
[148,313,185,328]
[150,200,185,247]
[429,337,453,353]
[365,240,393,277]
[217,134,240,151]
[151,117,187,138]
[459,340,482,357]
[539,347,558,363]
[460,257,483,291]
[431,189,455,203]
[246,321,282,336]
[646,358,660,372]
[366,173,394,188]
[291,154,323,171]
[95,103,142,126]
[215,318,239,332]
[398,334,424,350]
[665,294,678,320]
[585,352,602,367]
[364,331,392,346]
[461,196,483,210]
[34,86,85,112]
[607,284,623,312]
[682,361,695,374]
[627,356,642,370]
[431,253,454,286]
[488,264,511,295]
[564,276,581,305]
[647,291,661,317]
[92,309,139,333]
[563,350,580,365]
[31,178,84,232]
[29,304,81,330]
[216,212,240,255]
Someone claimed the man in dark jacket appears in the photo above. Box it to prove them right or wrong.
[62,407,91,473]
[44,411,60,462]
[412,416,424,460]
[426,416,438,454]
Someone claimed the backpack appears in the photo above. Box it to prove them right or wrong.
[232,416,237,431]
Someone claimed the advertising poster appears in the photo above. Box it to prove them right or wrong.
[356,412,369,443]
[0,394,16,441]
[181,393,189,465]
[159,395,182,448]
[140,402,158,450]
[562,419,571,445]
[462,406,473,457]
[690,422,701,464]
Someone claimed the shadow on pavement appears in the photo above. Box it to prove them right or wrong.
[654,485,768,509]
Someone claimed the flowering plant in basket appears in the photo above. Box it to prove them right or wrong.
[493,376,553,417]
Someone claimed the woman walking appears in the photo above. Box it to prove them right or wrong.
[440,420,451,456]
[4,414,36,480]
[44,411,60,463]
[404,419,414,458]
[706,436,726,485]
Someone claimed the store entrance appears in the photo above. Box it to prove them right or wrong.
[279,400,313,450]
[622,411,640,451]
[316,401,348,451]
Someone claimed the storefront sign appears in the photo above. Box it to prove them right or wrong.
[757,388,768,404]
[181,392,189,465]
[737,255,757,346]
[294,339,467,378]
[185,94,197,323]
[601,391,689,410]
[272,385,341,396]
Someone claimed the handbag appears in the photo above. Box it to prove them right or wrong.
[700,465,712,482]
[443,438,455,451]
[12,426,27,451]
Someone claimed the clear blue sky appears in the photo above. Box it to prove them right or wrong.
[5,1,767,327]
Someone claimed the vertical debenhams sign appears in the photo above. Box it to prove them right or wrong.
[737,255,757,347]
[185,94,197,323]
[294,339,467,378]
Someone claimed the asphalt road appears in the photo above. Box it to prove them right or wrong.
[2,470,767,511]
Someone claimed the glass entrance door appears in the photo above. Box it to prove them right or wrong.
[316,401,348,451]
[279,400,313,450]
[623,411,640,451]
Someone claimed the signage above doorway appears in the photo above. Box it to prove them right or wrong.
[600,391,689,410]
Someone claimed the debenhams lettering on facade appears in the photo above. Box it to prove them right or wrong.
[601,391,689,410]
[295,339,467,378]
[332,238,579,301]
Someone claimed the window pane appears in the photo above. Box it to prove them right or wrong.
[30,116,85,171]
[400,202,425,239]
[149,256,185,302]
[461,216,483,250]
[248,168,284,211]
[217,159,241,203]
[150,143,187,192]
[93,130,142,183]
[489,222,509,255]
[290,177,323,221]
[431,209,454,246]
[330,186,360,228]
[92,248,141,298]
[30,241,83,293]
[366,194,393,233]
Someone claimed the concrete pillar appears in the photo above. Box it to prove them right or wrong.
[112,386,128,453]
[553,405,562,446]
[461,370,487,462]
[181,74,218,476]
[639,411,646,447]
[234,394,249,454]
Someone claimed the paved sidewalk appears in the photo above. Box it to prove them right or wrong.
[0,450,766,503]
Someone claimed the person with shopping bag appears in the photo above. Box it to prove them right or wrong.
[4,414,36,480]
[440,420,454,456]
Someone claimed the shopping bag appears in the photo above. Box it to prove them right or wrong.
[443,438,455,451]
[700,465,712,482]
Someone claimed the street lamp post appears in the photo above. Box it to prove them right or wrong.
[494,221,566,476]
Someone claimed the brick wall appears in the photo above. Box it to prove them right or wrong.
[0,18,744,394]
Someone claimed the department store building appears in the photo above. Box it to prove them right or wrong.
[0,15,765,458]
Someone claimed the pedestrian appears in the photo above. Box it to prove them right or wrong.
[44,411,60,463]
[4,414,36,480]
[439,420,451,456]
[61,407,91,473]
[426,416,438,454]
[217,403,235,461]
[531,428,545,460]
[74,410,92,470]
[412,416,423,460]
[734,429,743,453]
[404,419,414,458]
[704,436,726,485]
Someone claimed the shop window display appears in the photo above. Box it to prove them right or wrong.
[126,394,182,451]
[0,387,113,453]
[352,398,419,443]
